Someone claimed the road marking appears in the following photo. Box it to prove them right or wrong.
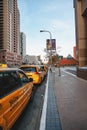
[39,71,49,130]
[62,70,87,83]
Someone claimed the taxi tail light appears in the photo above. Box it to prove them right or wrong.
[35,71,39,74]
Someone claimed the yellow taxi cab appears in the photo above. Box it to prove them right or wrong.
[0,68,33,130]
[0,63,7,68]
[19,64,44,84]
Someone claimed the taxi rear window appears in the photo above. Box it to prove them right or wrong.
[20,67,36,72]
[0,71,21,98]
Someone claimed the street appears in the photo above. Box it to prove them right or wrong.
[0,1,87,130]
[11,77,47,130]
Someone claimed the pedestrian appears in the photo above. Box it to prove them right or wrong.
[50,67,52,72]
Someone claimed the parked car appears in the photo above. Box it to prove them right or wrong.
[0,63,7,68]
[19,65,44,84]
[0,68,33,130]
[39,65,48,77]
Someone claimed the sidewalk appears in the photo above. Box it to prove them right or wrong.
[40,67,87,130]
[54,68,87,130]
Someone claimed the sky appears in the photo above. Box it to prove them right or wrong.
[18,0,75,59]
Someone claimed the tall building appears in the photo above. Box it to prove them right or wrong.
[23,55,40,65]
[20,32,26,58]
[74,0,87,80]
[0,0,22,66]
[74,0,87,66]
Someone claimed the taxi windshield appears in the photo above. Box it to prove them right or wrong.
[20,67,36,72]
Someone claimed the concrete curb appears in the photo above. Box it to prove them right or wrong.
[39,71,49,130]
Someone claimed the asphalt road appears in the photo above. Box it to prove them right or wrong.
[11,77,47,130]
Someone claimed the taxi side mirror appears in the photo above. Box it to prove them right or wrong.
[29,78,33,82]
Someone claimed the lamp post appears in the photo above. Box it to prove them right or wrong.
[40,30,52,65]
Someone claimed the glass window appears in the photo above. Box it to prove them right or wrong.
[40,66,44,71]
[0,71,21,98]
[20,67,36,72]
[17,70,29,84]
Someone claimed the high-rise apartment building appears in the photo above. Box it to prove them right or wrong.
[20,32,26,58]
[0,0,22,66]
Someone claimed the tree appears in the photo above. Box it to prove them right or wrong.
[43,48,59,65]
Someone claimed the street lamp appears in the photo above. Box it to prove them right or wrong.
[40,30,52,65]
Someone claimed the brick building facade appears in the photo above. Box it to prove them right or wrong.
[0,0,22,66]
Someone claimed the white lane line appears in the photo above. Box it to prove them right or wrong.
[39,71,49,130]
[62,70,87,83]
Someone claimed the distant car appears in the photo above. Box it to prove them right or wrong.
[0,63,7,68]
[19,65,44,84]
[0,68,33,130]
